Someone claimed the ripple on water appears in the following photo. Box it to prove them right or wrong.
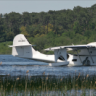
[0,55,96,77]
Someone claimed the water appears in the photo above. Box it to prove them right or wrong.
[0,55,96,77]
[0,55,96,96]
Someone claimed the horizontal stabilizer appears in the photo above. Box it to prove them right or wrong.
[9,44,32,47]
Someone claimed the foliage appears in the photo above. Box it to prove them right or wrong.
[0,41,12,54]
[0,4,96,53]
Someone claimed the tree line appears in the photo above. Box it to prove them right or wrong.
[0,4,96,51]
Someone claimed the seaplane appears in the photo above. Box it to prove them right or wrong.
[9,34,96,66]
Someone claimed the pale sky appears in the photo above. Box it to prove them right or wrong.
[0,0,96,14]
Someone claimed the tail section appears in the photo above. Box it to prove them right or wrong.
[10,34,57,63]
[10,34,36,58]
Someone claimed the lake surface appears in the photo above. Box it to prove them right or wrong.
[0,55,96,96]
[0,55,96,77]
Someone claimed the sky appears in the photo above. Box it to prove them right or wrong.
[0,0,96,14]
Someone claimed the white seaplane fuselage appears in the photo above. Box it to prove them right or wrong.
[10,34,96,66]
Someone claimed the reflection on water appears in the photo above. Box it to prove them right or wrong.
[0,55,96,96]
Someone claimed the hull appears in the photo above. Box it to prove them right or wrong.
[16,54,96,66]
[67,54,96,66]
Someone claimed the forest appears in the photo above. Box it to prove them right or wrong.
[0,4,96,54]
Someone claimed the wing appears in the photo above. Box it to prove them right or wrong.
[44,45,95,51]
[44,44,96,63]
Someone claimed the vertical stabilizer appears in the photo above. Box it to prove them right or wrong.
[10,34,36,58]
[13,34,31,46]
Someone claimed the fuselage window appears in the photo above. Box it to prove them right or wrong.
[72,59,77,61]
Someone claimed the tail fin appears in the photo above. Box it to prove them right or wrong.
[10,34,36,58]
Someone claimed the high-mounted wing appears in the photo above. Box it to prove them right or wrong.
[44,42,96,64]
[44,44,95,51]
